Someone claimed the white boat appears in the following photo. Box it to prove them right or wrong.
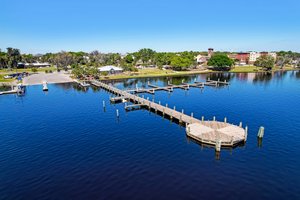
[80,81,90,87]
[42,81,48,91]
[16,84,26,96]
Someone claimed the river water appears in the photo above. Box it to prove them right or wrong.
[1,71,300,199]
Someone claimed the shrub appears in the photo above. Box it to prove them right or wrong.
[31,68,38,73]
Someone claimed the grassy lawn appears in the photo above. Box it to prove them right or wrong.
[0,74,14,82]
[230,66,262,73]
[230,65,297,73]
[0,66,57,74]
[100,68,211,80]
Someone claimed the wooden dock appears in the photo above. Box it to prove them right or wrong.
[125,79,228,95]
[91,80,246,147]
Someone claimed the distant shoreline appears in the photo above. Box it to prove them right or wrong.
[0,67,298,85]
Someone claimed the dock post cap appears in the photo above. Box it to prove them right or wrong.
[215,140,222,152]
[245,126,248,142]
[257,126,265,138]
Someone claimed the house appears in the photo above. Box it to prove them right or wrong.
[24,62,51,68]
[230,51,277,65]
[196,54,207,64]
[98,65,123,74]
[195,48,214,64]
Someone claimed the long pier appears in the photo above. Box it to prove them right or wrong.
[91,80,246,148]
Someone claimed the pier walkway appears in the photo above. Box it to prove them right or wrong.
[91,80,246,147]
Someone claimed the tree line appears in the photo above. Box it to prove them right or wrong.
[1,47,300,72]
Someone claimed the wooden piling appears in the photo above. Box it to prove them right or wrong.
[257,126,264,138]
[215,140,221,152]
[245,126,248,142]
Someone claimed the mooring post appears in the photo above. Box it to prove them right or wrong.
[159,101,161,105]
[239,122,243,127]
[224,117,227,123]
[245,126,248,142]
[213,116,216,121]
[173,106,176,110]
[257,126,265,138]
[187,125,190,134]
[142,95,144,99]
[166,103,168,108]
[179,115,182,123]
[125,103,127,108]
[215,140,221,152]
[152,99,154,102]
[103,100,105,108]
[202,116,204,121]
[147,97,149,100]
[182,109,184,114]
[116,109,119,118]
[191,112,193,118]
[163,108,165,116]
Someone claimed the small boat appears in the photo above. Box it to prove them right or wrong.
[42,81,48,91]
[80,81,90,87]
[16,84,26,96]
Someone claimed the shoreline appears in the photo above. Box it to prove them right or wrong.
[99,68,298,81]
[0,68,298,85]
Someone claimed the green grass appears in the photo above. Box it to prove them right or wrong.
[230,65,297,73]
[100,68,211,80]
[0,66,57,74]
[0,74,14,82]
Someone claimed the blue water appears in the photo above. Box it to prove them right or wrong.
[1,71,300,200]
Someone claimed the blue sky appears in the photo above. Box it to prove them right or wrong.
[1,0,300,54]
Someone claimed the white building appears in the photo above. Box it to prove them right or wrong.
[249,52,261,63]
[249,52,277,64]
[98,65,123,74]
[196,54,207,64]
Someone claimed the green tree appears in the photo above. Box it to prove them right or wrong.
[124,54,134,64]
[0,49,8,69]
[7,47,21,71]
[207,54,234,71]
[135,48,156,64]
[254,55,275,71]
[170,55,193,71]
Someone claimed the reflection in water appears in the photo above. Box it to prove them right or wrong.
[207,72,235,82]
[54,82,101,93]
[257,138,263,148]
[253,72,273,84]
[295,70,300,79]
